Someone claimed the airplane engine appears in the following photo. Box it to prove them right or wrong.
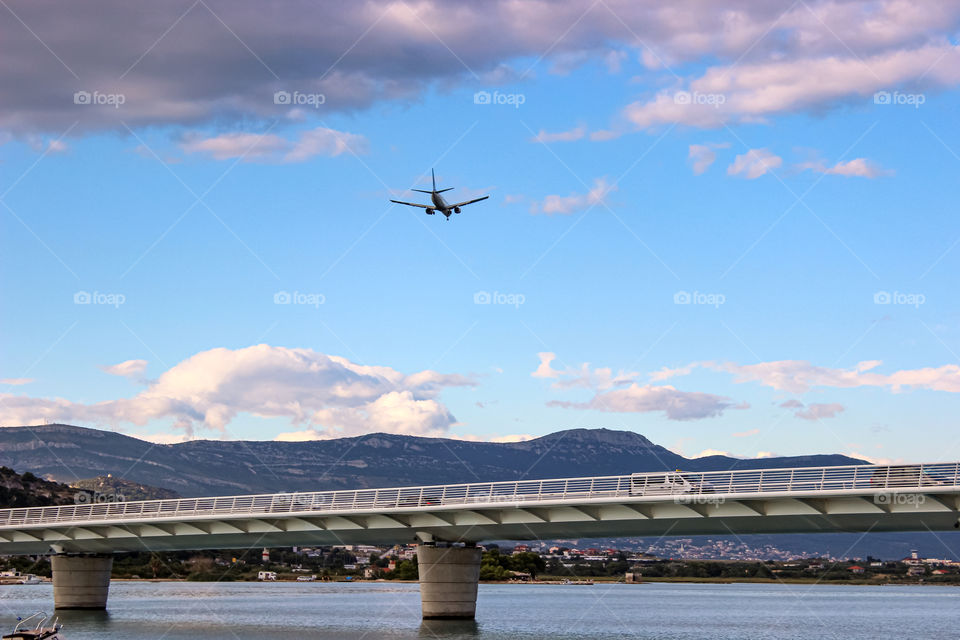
[426,208,434,215]
[454,207,461,214]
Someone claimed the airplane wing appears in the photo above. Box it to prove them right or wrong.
[450,196,489,208]
[390,199,430,209]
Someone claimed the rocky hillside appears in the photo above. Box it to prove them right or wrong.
[0,465,80,508]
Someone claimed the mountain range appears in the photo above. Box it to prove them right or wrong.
[0,424,865,497]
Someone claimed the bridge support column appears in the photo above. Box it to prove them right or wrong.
[418,543,482,620]
[51,554,113,610]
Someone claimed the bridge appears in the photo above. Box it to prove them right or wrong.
[1,461,959,618]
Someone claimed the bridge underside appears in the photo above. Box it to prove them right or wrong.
[3,493,958,556]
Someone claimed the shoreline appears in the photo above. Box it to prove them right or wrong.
[93,577,960,587]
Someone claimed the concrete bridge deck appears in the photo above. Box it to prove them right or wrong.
[1,461,958,615]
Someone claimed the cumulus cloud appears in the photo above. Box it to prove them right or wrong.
[4,1,960,136]
[531,177,616,215]
[727,148,782,179]
[0,345,475,438]
[798,157,894,178]
[100,359,148,380]
[180,127,367,163]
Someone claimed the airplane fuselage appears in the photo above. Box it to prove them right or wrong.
[431,192,451,217]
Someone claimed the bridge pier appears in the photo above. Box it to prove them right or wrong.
[51,554,113,610]
[417,543,482,620]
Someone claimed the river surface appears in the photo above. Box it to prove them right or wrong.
[1,581,958,639]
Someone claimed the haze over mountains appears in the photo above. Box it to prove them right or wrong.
[0,424,864,497]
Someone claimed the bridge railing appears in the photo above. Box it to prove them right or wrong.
[1,461,958,528]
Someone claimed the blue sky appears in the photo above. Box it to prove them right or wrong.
[2,1,960,462]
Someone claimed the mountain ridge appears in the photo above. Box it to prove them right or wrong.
[0,424,865,497]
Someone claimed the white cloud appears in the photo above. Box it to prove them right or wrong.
[6,2,960,135]
[649,364,697,382]
[0,345,475,439]
[180,127,367,163]
[688,143,729,175]
[654,359,960,394]
[532,352,638,390]
[845,451,899,465]
[136,432,193,445]
[732,428,760,437]
[455,433,535,443]
[547,383,739,421]
[100,359,148,380]
[532,352,560,379]
[798,157,894,178]
[727,148,782,179]
[530,125,587,143]
[531,177,616,215]
[694,448,736,458]
[621,42,960,131]
[47,139,68,154]
[275,428,326,442]
[535,353,742,420]
[0,378,34,386]
[604,49,629,74]
[780,400,846,420]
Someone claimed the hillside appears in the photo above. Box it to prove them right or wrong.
[0,465,79,508]
[0,424,865,497]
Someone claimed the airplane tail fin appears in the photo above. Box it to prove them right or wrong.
[412,169,452,194]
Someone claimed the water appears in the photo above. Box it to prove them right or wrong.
[1,581,958,639]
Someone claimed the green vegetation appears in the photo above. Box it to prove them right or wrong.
[480,549,546,581]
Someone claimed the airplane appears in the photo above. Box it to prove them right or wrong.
[390,169,489,220]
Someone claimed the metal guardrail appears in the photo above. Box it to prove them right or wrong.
[1,462,958,528]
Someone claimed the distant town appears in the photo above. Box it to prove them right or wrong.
[4,542,958,586]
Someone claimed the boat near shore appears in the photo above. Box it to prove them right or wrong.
[0,572,44,585]
[3,612,64,640]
